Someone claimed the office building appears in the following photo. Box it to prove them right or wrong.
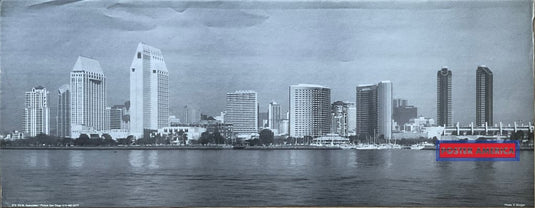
[331,101,349,137]
[393,98,418,126]
[182,105,201,124]
[356,81,393,140]
[437,67,452,126]
[70,56,107,137]
[346,102,357,136]
[130,42,170,138]
[289,84,331,138]
[110,105,126,130]
[224,90,258,135]
[268,101,281,133]
[476,65,493,126]
[57,84,70,138]
[24,86,50,137]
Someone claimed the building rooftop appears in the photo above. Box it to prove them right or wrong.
[58,84,70,93]
[291,84,329,88]
[72,56,103,74]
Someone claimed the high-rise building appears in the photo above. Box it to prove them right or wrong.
[376,81,393,140]
[331,101,349,137]
[268,101,281,133]
[393,98,418,126]
[70,56,107,137]
[24,86,50,137]
[356,81,393,140]
[57,84,70,138]
[224,91,258,135]
[476,65,493,126]
[182,105,201,124]
[346,102,357,136]
[437,67,452,127]
[289,84,331,138]
[130,42,170,138]
[110,105,125,130]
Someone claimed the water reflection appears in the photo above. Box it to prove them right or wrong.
[148,151,159,169]
[26,151,37,167]
[129,150,144,169]
[69,151,84,169]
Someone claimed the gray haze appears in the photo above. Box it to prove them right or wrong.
[1,0,533,132]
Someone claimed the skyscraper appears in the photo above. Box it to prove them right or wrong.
[393,98,418,126]
[224,91,258,136]
[356,81,393,140]
[57,84,70,138]
[109,105,125,130]
[182,105,201,124]
[331,101,349,137]
[70,56,107,137]
[346,102,357,136]
[268,101,281,134]
[24,86,50,137]
[476,65,493,126]
[289,84,331,138]
[437,67,452,127]
[129,42,170,138]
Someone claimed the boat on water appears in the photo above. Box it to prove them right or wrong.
[410,142,435,150]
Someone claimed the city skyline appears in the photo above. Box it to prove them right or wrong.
[1,0,533,132]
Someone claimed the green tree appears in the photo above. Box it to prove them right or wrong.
[75,134,90,146]
[259,129,274,145]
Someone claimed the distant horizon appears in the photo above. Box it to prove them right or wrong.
[1,0,533,132]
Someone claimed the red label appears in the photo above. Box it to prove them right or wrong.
[438,143,516,158]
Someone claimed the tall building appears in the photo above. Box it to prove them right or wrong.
[476,65,493,126]
[182,105,201,124]
[268,101,281,133]
[393,98,418,126]
[70,56,107,137]
[331,101,349,137]
[356,81,393,140]
[57,84,70,138]
[289,84,331,138]
[24,86,50,137]
[224,91,258,135]
[346,102,357,136]
[110,105,125,130]
[437,67,452,127]
[130,42,170,138]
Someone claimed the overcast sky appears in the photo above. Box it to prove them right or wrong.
[1,0,533,132]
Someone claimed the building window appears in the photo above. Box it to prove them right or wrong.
[132,68,135,72]
[137,52,141,59]
[153,70,156,73]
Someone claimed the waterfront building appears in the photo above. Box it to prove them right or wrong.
[110,105,126,130]
[346,102,356,136]
[476,65,493,126]
[356,81,393,140]
[331,101,350,137]
[224,90,258,136]
[57,84,70,138]
[24,86,50,137]
[437,67,452,126]
[289,84,331,138]
[393,98,417,126]
[70,56,107,137]
[129,42,170,138]
[258,111,269,129]
[268,101,281,134]
[182,105,201,124]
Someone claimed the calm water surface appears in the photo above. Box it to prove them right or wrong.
[1,149,533,207]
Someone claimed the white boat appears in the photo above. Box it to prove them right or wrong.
[410,142,435,150]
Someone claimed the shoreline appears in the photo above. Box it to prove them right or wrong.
[1,146,533,151]
[0,145,343,150]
